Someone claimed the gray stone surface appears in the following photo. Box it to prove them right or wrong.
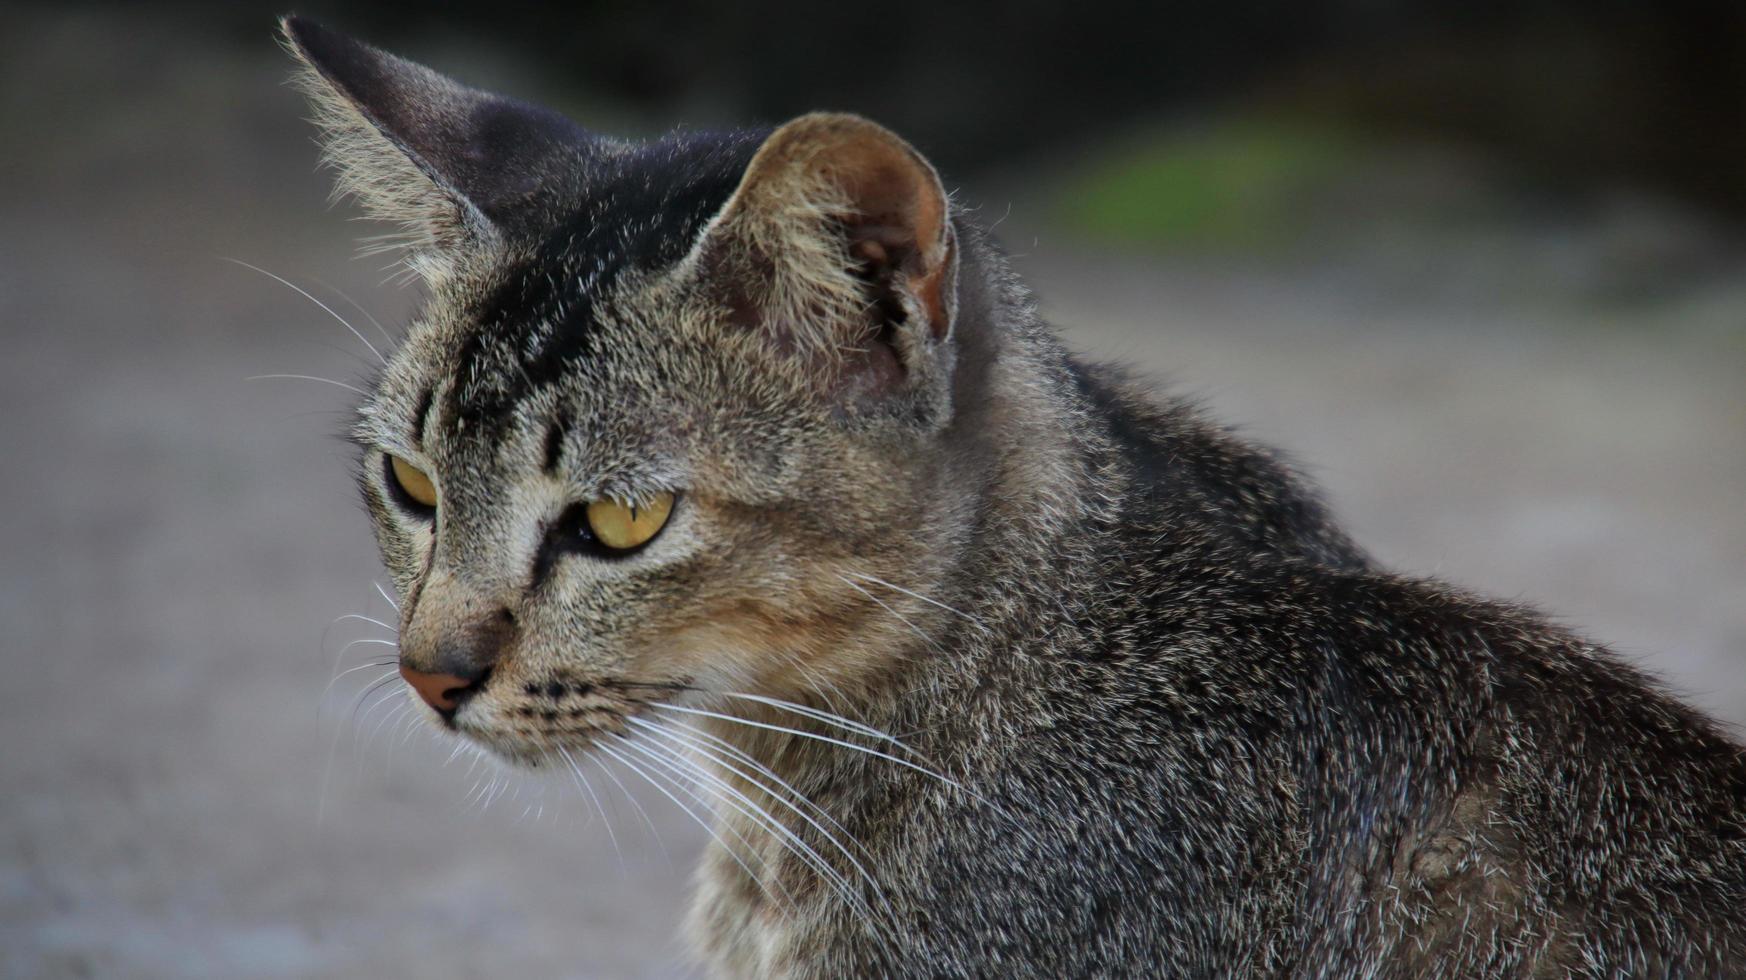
[3,11,1742,979]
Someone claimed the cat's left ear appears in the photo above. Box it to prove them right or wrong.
[281,17,596,283]
[694,113,958,402]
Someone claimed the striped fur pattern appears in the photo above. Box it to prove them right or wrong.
[284,19,1746,978]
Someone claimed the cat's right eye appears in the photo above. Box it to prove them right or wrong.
[386,454,438,512]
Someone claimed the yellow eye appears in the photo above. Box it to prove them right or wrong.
[585,492,674,551]
[389,455,439,509]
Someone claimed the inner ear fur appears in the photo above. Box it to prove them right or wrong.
[701,113,958,368]
[280,16,598,283]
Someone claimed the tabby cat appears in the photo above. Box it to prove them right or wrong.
[283,17,1746,978]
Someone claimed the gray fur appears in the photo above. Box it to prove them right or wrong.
[285,19,1746,978]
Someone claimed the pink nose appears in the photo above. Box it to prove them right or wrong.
[399,663,482,714]
[396,606,515,716]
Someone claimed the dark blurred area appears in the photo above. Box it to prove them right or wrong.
[3,3,1742,978]
[166,0,1746,216]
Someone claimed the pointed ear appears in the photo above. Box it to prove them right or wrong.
[697,113,958,396]
[280,17,596,283]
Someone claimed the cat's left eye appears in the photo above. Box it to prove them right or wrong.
[585,492,675,552]
[386,454,438,511]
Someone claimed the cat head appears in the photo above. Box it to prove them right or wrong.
[283,18,978,762]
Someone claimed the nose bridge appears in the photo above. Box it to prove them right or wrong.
[431,491,539,596]
[434,439,556,556]
[401,567,516,679]
[399,565,519,716]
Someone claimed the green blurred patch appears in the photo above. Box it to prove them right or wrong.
[1055,118,1360,252]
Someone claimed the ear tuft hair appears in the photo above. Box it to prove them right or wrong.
[280,17,598,285]
[280,17,487,282]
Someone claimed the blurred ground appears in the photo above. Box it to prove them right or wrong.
[2,10,1743,980]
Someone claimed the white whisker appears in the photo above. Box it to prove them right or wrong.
[318,657,398,715]
[349,672,405,733]
[353,682,408,766]
[248,373,368,396]
[483,768,516,810]
[347,680,405,791]
[612,736,822,911]
[776,650,850,716]
[837,574,946,656]
[631,716,856,852]
[845,570,989,633]
[465,771,496,812]
[365,697,415,767]
[320,609,397,681]
[332,613,397,633]
[222,257,387,365]
[384,707,420,778]
[324,636,396,682]
[620,733,887,937]
[317,664,397,825]
[633,719,888,913]
[310,276,396,348]
[654,702,964,791]
[559,746,623,873]
[719,692,915,752]
[585,749,672,868]
[393,702,426,749]
[592,738,791,915]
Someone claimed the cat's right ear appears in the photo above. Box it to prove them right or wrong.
[689,113,958,406]
[280,17,595,284]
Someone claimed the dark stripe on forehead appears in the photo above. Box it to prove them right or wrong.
[449,259,578,427]
[444,130,766,428]
[413,387,435,448]
[542,410,568,473]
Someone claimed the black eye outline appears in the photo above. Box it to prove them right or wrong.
[563,495,677,557]
[529,493,679,589]
[382,453,437,521]
[584,493,676,551]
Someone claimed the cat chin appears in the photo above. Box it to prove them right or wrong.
[495,747,556,770]
[457,727,602,770]
[458,736,554,769]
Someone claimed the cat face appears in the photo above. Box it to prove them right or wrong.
[285,19,968,763]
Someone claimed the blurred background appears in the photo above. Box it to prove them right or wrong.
[3,2,1742,976]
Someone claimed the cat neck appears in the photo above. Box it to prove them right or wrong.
[694,228,1115,780]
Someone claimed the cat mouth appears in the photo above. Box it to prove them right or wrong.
[453,709,633,767]
[443,675,695,765]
